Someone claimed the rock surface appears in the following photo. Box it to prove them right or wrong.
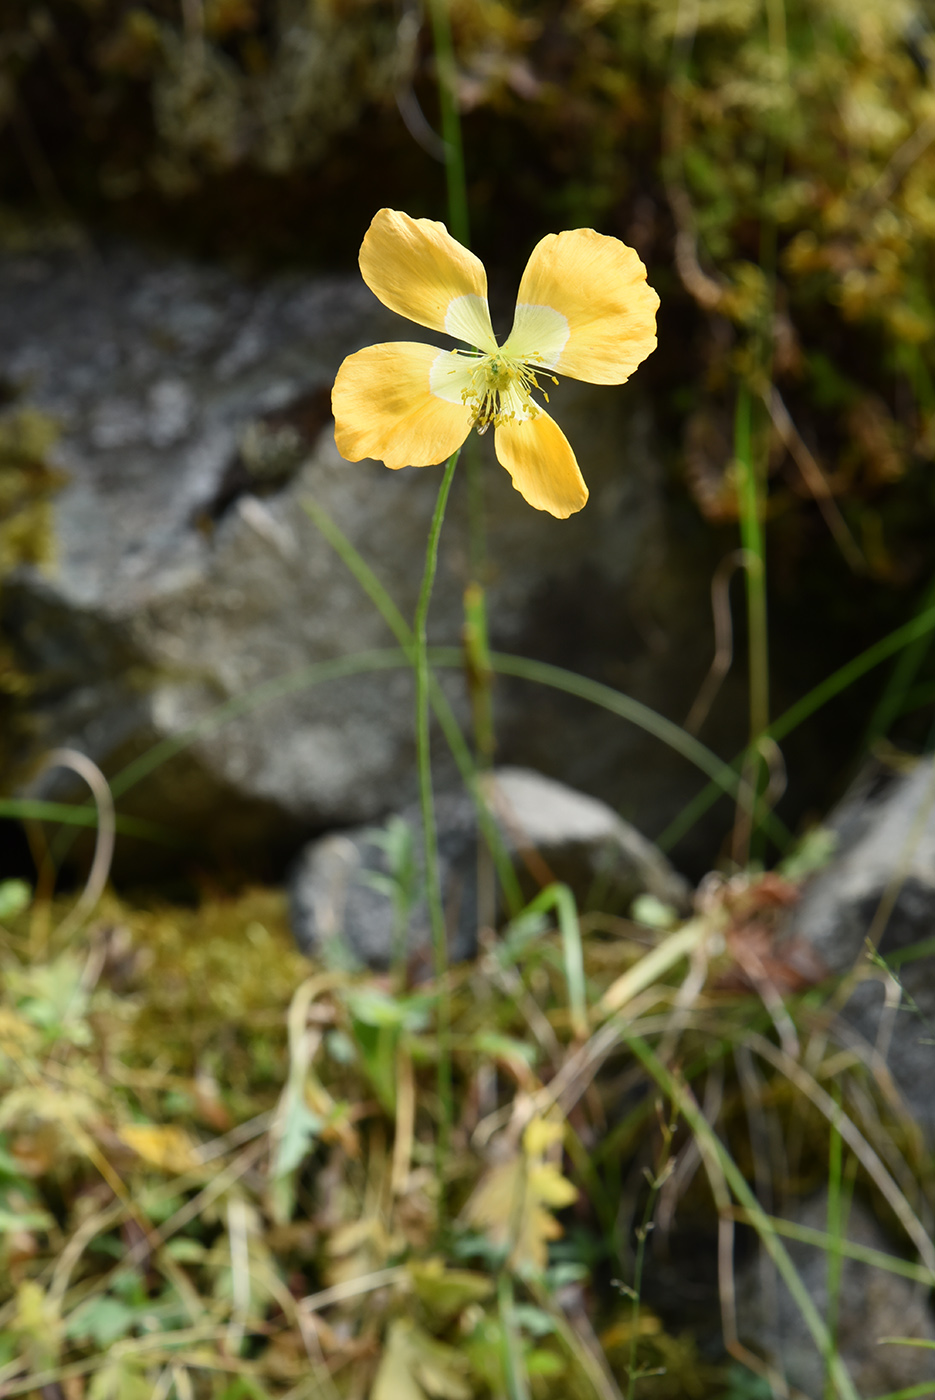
[288,766,690,967]
[738,1189,935,1394]
[0,239,732,873]
[788,757,935,1123]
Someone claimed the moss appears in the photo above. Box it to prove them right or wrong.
[0,407,63,780]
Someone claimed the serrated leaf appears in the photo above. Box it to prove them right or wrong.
[464,1122,578,1274]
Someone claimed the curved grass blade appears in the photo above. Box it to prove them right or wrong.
[659,603,935,851]
[624,1032,861,1400]
[0,799,178,845]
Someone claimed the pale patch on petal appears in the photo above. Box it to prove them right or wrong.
[501,302,569,369]
[444,293,498,353]
[494,410,588,518]
[515,229,659,385]
[359,209,491,340]
[429,349,478,405]
[332,342,472,469]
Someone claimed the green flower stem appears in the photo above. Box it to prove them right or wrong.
[415,449,460,1176]
[302,498,523,914]
[426,0,493,787]
[427,0,469,247]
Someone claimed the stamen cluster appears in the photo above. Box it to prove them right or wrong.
[459,352,553,435]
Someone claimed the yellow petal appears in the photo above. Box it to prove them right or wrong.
[504,228,659,384]
[494,409,588,518]
[359,209,497,353]
[332,342,473,469]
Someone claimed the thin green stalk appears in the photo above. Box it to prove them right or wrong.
[483,650,783,843]
[658,602,935,850]
[464,578,496,766]
[770,605,935,742]
[0,799,174,845]
[626,1165,669,1400]
[302,498,522,913]
[45,634,758,865]
[427,0,469,246]
[623,1033,861,1400]
[415,449,460,1177]
[303,499,769,869]
[729,1212,935,1285]
[824,1090,847,1400]
[497,1273,530,1400]
[423,0,494,788]
[864,570,935,746]
[516,882,587,1038]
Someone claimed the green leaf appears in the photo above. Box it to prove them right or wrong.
[470,1033,538,1069]
[345,987,433,1031]
[525,1349,565,1377]
[349,1017,400,1115]
[511,1304,555,1339]
[408,1259,494,1320]
[273,1092,322,1176]
[65,1295,137,1347]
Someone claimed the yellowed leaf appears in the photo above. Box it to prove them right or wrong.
[523,1118,564,1156]
[118,1123,200,1174]
[528,1162,578,1210]
[464,1118,578,1274]
[371,1319,472,1400]
[10,1279,61,1372]
[326,1214,397,1287]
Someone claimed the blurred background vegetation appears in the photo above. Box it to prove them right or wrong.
[2,0,935,794]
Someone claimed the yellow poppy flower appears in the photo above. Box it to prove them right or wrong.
[332,209,660,519]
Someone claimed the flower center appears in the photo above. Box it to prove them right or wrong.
[462,352,552,436]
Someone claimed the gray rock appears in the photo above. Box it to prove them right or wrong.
[288,766,690,968]
[788,758,935,1123]
[738,1190,935,1395]
[0,239,733,873]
